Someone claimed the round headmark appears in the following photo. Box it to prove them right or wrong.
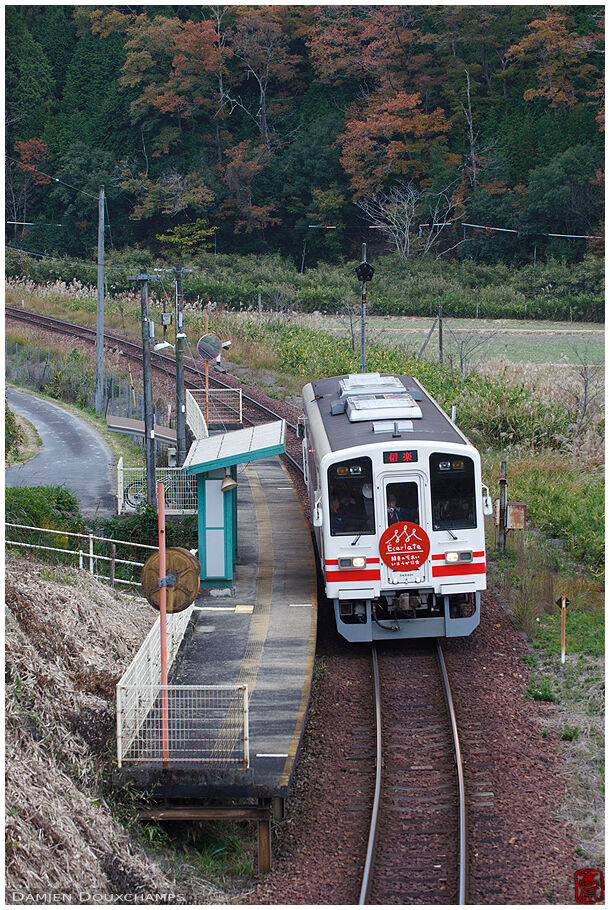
[197,333,222,361]
[379,521,430,573]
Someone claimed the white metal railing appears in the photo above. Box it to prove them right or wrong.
[187,387,242,430]
[116,605,193,764]
[117,456,124,508]
[116,601,250,769]
[5,523,156,587]
[117,683,249,767]
[118,466,198,514]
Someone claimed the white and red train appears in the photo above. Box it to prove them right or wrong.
[299,373,493,642]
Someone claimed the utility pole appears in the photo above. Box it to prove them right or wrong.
[129,272,158,509]
[95,185,105,413]
[355,243,375,374]
[174,264,187,466]
[498,460,507,551]
[438,302,444,367]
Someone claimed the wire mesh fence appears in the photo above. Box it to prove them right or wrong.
[187,387,243,429]
[117,684,249,767]
[118,465,198,514]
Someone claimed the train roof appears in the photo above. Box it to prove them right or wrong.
[307,373,468,454]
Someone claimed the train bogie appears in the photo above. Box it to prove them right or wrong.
[301,373,492,643]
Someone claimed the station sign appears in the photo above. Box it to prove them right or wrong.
[379,521,430,573]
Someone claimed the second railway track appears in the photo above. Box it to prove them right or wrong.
[6,304,303,470]
[360,641,468,905]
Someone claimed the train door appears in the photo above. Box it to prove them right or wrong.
[379,474,431,588]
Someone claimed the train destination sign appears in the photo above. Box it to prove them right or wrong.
[197,332,222,361]
[383,450,418,464]
[379,521,430,573]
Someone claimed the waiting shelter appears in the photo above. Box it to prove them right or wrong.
[181,421,286,586]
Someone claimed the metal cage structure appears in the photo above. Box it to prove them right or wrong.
[118,465,198,514]
[116,606,249,768]
[187,387,242,429]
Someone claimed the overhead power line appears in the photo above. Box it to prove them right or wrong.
[5,155,100,200]
[416,220,602,240]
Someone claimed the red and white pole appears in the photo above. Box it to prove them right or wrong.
[158,481,169,766]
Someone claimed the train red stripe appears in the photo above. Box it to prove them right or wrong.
[325,570,381,582]
[432,563,486,577]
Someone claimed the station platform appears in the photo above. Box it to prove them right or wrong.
[115,455,317,804]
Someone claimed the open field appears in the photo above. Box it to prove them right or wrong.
[6,280,604,367]
[288,313,605,365]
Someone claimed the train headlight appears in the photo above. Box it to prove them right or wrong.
[338,556,367,570]
[445,551,473,563]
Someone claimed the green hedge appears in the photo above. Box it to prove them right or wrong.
[5,402,24,456]
[6,248,604,322]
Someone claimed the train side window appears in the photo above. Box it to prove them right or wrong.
[328,456,375,536]
[429,453,477,530]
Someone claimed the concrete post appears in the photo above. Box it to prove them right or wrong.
[95,186,105,413]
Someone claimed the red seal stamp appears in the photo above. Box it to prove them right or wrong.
[379,521,430,573]
[575,869,604,904]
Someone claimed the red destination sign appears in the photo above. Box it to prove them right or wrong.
[379,521,430,573]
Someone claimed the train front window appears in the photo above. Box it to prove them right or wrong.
[386,482,419,527]
[430,453,476,530]
[328,456,375,536]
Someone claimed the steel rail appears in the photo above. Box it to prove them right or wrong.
[436,640,468,905]
[358,644,382,905]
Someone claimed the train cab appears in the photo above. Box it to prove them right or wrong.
[301,373,492,643]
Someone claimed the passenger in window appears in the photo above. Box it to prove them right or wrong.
[387,495,402,526]
[400,488,419,524]
[330,496,347,533]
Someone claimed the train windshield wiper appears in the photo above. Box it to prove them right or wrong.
[351,535,361,546]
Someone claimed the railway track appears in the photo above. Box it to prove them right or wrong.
[359,641,468,905]
[6,305,303,470]
[8,304,468,901]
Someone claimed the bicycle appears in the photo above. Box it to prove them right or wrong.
[124,474,179,510]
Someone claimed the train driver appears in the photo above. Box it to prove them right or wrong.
[330,496,347,533]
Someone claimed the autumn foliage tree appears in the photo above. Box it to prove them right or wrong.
[508,9,598,108]
[4,5,605,263]
[6,139,51,239]
[338,92,452,197]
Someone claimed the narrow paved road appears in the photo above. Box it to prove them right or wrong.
[5,387,116,517]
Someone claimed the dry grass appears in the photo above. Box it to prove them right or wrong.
[531,652,605,867]
[5,555,226,904]
[5,413,42,466]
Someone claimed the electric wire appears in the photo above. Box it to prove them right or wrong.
[5,155,99,200]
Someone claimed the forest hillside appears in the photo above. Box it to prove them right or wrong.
[5,6,604,267]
